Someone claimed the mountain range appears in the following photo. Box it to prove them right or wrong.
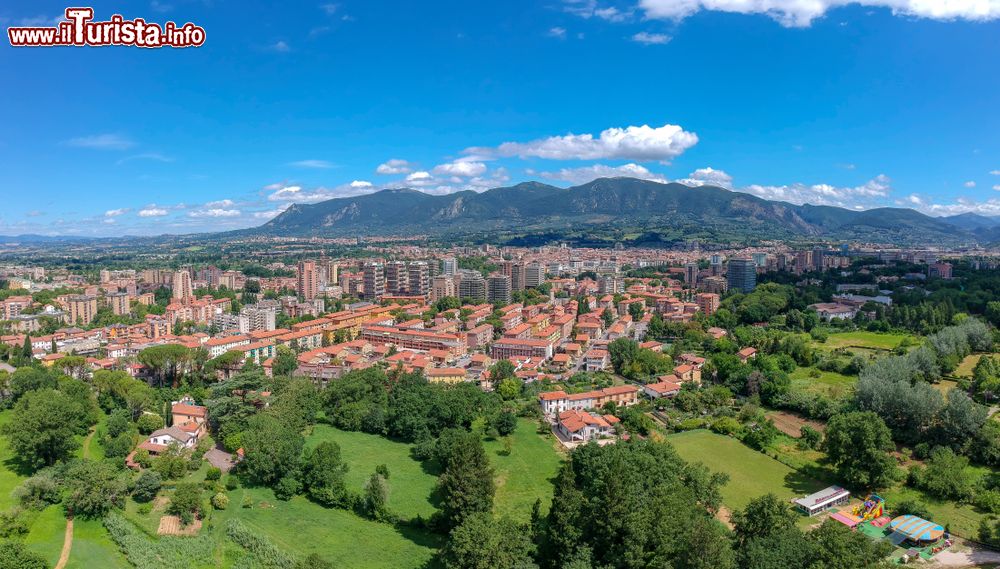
[253,177,990,246]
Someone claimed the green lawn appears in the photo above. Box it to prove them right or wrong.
[482,419,564,521]
[667,430,828,512]
[0,410,27,510]
[818,331,914,352]
[789,366,856,398]
[231,488,442,569]
[122,483,442,569]
[304,425,439,519]
[23,505,65,566]
[65,517,131,569]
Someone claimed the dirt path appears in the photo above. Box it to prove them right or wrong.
[82,427,95,459]
[54,517,73,569]
[930,548,1000,567]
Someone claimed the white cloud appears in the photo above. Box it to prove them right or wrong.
[538,163,667,184]
[741,174,893,208]
[269,41,291,52]
[289,159,335,169]
[405,171,433,184]
[116,152,173,165]
[189,208,241,218]
[964,181,977,188]
[991,170,1000,176]
[64,133,134,150]
[639,0,1000,28]
[681,167,734,188]
[205,199,236,208]
[266,181,377,203]
[563,0,634,21]
[138,206,169,217]
[433,160,488,177]
[548,27,567,38]
[376,158,413,175]
[995,185,1000,191]
[466,122,698,163]
[321,3,338,15]
[104,208,130,217]
[632,31,670,44]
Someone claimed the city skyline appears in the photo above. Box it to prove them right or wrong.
[2,0,1000,236]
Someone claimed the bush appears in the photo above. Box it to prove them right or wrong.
[241,494,253,509]
[375,464,390,480]
[225,476,239,491]
[894,498,931,520]
[14,469,62,509]
[274,476,301,501]
[0,508,30,538]
[132,471,162,503]
[0,539,47,569]
[137,502,152,515]
[798,425,822,450]
[976,489,1000,515]
[677,418,706,431]
[211,492,229,511]
[205,467,222,481]
[710,416,741,436]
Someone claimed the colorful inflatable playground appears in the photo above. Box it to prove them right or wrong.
[798,492,953,563]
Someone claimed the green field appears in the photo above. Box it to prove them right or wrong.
[122,482,442,569]
[483,418,564,521]
[0,410,27,509]
[817,331,914,352]
[789,366,856,398]
[304,425,439,519]
[667,430,828,512]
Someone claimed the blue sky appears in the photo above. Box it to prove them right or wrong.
[1,0,999,236]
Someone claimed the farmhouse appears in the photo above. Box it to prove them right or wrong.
[556,409,619,442]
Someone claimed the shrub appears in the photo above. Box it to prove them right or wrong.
[677,418,705,431]
[205,467,222,481]
[710,416,741,436]
[274,476,301,501]
[241,494,253,509]
[225,476,239,491]
[0,508,30,538]
[894,498,931,520]
[798,425,822,450]
[14,469,62,509]
[211,492,229,511]
[375,463,390,480]
[167,482,203,526]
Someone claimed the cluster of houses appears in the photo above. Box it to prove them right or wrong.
[127,396,209,468]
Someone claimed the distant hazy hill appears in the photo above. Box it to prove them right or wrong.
[253,177,971,245]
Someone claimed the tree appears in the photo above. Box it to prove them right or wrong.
[301,441,350,507]
[363,472,389,521]
[239,413,304,487]
[608,338,639,375]
[168,482,203,525]
[272,345,299,377]
[489,360,516,384]
[497,378,521,401]
[910,447,975,500]
[441,513,536,569]
[437,433,495,530]
[495,411,518,437]
[806,518,893,568]
[132,470,162,503]
[3,389,89,469]
[63,460,129,518]
[731,493,795,548]
[824,412,900,489]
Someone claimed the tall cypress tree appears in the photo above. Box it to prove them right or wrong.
[437,433,494,530]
